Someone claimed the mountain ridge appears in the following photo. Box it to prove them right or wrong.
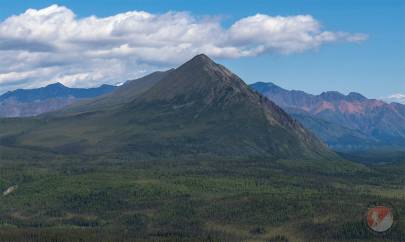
[0,83,117,117]
[0,82,116,103]
[251,81,405,150]
[54,70,173,116]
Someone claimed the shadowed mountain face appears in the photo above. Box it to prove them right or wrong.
[1,55,335,161]
[0,83,116,117]
[251,82,405,151]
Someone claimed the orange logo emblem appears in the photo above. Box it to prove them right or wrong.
[367,205,394,233]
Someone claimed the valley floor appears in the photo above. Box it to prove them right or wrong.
[0,146,404,242]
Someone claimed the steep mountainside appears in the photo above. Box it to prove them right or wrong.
[2,55,335,161]
[0,83,116,117]
[251,82,405,150]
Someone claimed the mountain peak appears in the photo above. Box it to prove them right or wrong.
[0,82,117,114]
[320,91,345,101]
[181,54,221,72]
[189,53,213,63]
[140,54,245,102]
[119,55,334,160]
[46,82,67,89]
[347,92,366,101]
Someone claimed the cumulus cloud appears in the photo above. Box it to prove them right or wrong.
[0,5,368,93]
[228,14,367,54]
[383,94,405,104]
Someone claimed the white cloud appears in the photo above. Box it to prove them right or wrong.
[0,5,368,93]
[228,14,368,54]
[383,94,405,104]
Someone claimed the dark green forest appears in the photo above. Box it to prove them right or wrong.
[0,145,404,241]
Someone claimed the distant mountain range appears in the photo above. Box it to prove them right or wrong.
[0,83,116,117]
[251,82,405,151]
[2,61,404,154]
[0,55,335,161]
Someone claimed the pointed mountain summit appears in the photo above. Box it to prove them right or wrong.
[116,54,335,159]
[139,53,257,103]
[46,82,67,88]
[9,54,335,160]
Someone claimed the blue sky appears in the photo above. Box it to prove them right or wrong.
[0,0,404,101]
